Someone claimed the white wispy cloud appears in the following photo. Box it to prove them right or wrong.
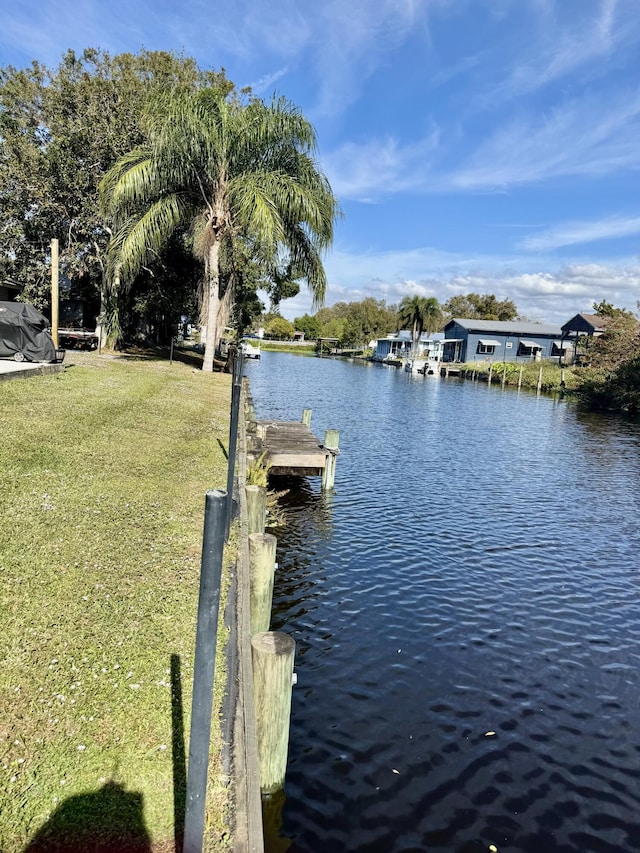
[479,0,630,106]
[444,87,640,191]
[303,0,433,116]
[323,82,640,200]
[323,130,441,200]
[172,0,435,114]
[0,1,104,63]
[246,67,290,96]
[520,216,640,250]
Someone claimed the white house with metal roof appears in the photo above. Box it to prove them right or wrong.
[442,318,573,363]
[372,331,446,362]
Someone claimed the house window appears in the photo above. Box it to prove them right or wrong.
[477,339,500,355]
[517,340,541,357]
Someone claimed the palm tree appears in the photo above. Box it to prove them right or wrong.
[397,296,443,354]
[100,88,338,370]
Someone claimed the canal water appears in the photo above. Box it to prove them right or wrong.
[243,352,640,853]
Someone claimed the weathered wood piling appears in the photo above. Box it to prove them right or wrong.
[251,631,296,795]
[249,532,277,635]
[246,484,267,534]
[321,429,340,491]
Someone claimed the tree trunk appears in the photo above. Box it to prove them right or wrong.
[100,270,121,350]
[97,280,107,351]
[217,279,234,344]
[202,241,220,372]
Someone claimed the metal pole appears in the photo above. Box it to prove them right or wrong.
[225,348,245,538]
[183,489,227,853]
[170,336,174,366]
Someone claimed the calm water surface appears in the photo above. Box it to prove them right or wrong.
[244,352,640,853]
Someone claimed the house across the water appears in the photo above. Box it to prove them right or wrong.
[441,318,573,363]
[560,313,609,340]
[373,331,448,363]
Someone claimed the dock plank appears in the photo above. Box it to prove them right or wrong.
[253,420,328,475]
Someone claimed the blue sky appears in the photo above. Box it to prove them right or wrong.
[2,0,640,324]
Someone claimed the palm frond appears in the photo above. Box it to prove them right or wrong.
[283,223,327,307]
[99,147,152,215]
[108,193,191,285]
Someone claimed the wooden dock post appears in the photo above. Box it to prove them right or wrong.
[321,429,340,491]
[245,485,267,535]
[501,364,506,389]
[488,363,493,385]
[537,365,543,394]
[518,363,523,389]
[301,409,312,427]
[249,533,277,635]
[251,631,296,795]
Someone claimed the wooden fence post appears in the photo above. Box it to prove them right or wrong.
[252,631,296,795]
[321,429,340,491]
[249,533,277,635]
[245,485,267,535]
[51,238,59,349]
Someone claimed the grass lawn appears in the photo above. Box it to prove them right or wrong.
[258,342,316,355]
[0,351,233,852]
[458,360,580,393]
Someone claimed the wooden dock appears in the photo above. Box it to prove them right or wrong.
[252,420,330,477]
[440,365,463,377]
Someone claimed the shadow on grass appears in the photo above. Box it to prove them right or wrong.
[22,657,188,853]
[171,654,187,853]
[116,345,228,372]
[23,782,152,853]
[112,345,204,369]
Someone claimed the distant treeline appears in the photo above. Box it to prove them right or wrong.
[259,292,519,347]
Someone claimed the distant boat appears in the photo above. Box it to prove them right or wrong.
[241,340,261,359]
[405,357,440,376]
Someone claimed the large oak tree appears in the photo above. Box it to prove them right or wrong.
[0,48,229,331]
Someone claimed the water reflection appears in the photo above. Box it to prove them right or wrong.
[262,790,292,853]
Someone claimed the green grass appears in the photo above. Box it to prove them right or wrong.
[459,360,580,392]
[0,351,233,852]
[258,341,316,354]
